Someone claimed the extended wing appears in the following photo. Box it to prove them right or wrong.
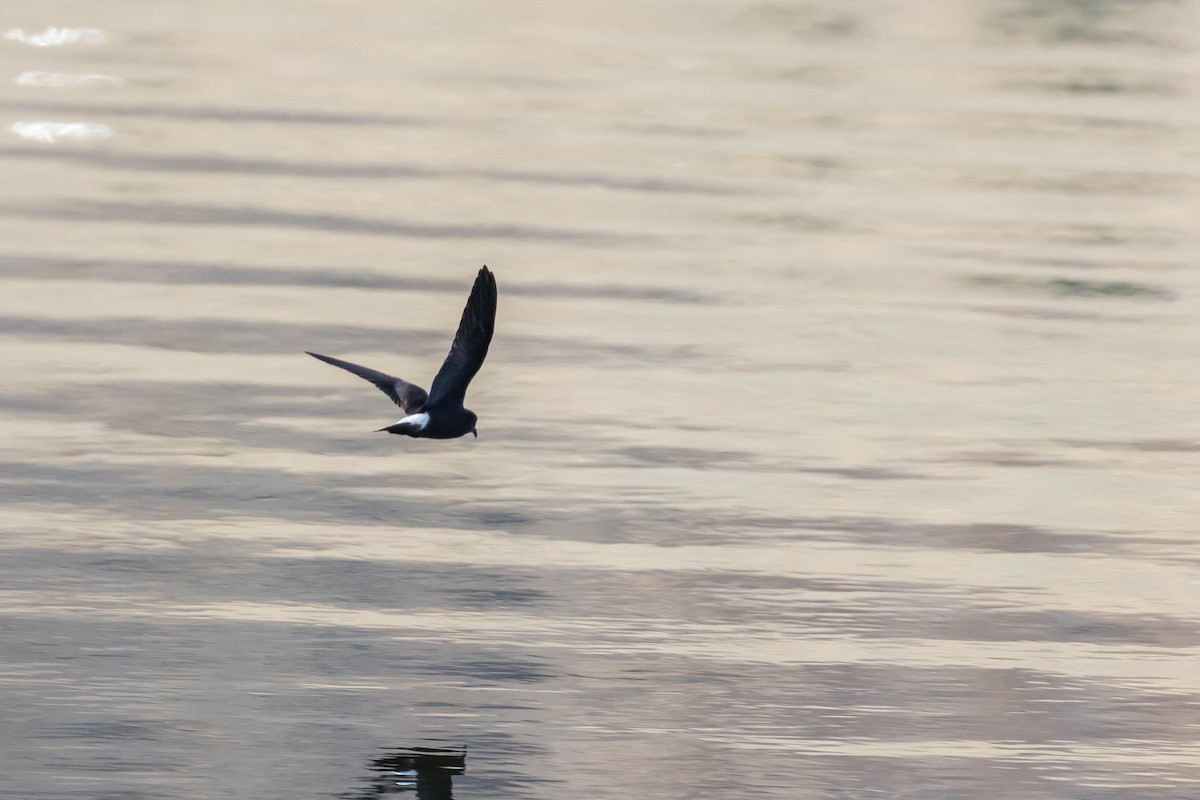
[306,351,428,413]
[426,266,497,409]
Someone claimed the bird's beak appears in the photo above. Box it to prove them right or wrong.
[472,428,478,438]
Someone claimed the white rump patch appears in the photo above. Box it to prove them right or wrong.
[392,412,430,430]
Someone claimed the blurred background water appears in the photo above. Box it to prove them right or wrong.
[2,1,1200,798]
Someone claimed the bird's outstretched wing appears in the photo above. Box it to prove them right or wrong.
[426,266,497,409]
[307,351,429,413]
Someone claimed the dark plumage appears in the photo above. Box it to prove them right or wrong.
[307,266,497,439]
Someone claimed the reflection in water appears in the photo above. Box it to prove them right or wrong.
[967,274,1174,301]
[7,18,117,144]
[2,0,1200,799]
[350,747,466,799]
[986,0,1180,46]
[8,121,114,143]
[4,26,110,47]
[15,71,124,88]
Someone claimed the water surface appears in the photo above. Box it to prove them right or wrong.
[2,1,1200,798]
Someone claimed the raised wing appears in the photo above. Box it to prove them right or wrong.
[307,351,428,413]
[426,266,497,409]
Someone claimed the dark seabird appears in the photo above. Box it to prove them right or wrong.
[307,266,497,439]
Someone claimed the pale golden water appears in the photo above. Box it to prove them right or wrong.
[1,1,1199,798]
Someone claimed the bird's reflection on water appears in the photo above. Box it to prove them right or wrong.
[3,1,1198,799]
[349,746,466,799]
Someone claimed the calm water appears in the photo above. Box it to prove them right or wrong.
[2,1,1200,798]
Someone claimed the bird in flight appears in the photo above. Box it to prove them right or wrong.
[307,266,497,439]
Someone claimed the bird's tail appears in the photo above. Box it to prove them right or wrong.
[376,422,422,435]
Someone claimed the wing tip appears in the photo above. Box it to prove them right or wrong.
[474,265,498,310]
[307,351,343,367]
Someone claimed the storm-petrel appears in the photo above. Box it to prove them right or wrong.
[307,266,497,439]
